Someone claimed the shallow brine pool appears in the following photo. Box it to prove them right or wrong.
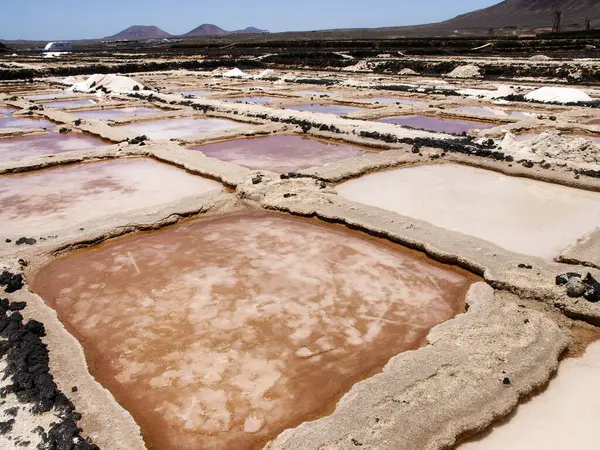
[33,212,474,450]
[377,116,496,134]
[336,163,600,259]
[118,117,250,140]
[0,132,109,162]
[191,135,365,172]
[0,158,222,236]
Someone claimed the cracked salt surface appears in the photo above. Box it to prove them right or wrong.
[0,158,222,236]
[0,132,109,162]
[118,117,250,140]
[33,213,474,450]
[191,135,365,172]
[336,163,600,260]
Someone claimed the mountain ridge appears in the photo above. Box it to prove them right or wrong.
[104,24,267,40]
[439,0,600,29]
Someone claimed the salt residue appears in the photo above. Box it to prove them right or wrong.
[399,68,419,76]
[66,74,146,94]
[530,54,551,61]
[458,85,515,99]
[524,87,592,104]
[223,68,247,78]
[528,130,600,164]
[43,52,70,58]
[447,65,481,78]
[255,69,275,79]
[342,60,381,72]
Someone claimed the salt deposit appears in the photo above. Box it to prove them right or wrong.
[509,130,600,164]
[342,60,381,72]
[399,68,419,75]
[524,87,592,104]
[447,65,481,78]
[458,85,515,99]
[256,69,275,79]
[67,74,146,94]
[223,68,247,78]
[530,55,551,61]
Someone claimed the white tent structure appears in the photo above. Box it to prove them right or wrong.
[44,42,72,52]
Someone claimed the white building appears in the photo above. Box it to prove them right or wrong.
[44,42,72,52]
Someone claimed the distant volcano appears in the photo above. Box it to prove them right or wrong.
[182,24,267,37]
[103,26,172,41]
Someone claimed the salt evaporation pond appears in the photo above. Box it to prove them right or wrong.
[33,212,475,450]
[42,99,98,109]
[377,116,496,134]
[0,158,222,236]
[192,135,365,172]
[0,111,55,130]
[26,92,82,101]
[369,97,421,105]
[460,341,600,450]
[179,90,212,96]
[456,106,534,118]
[76,107,161,120]
[336,163,600,259]
[225,97,282,105]
[0,132,109,162]
[296,91,330,97]
[118,117,250,140]
[287,104,363,116]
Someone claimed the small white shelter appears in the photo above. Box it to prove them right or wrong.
[44,42,72,52]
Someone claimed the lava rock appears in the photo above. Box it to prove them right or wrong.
[583,273,600,302]
[556,273,581,286]
[0,272,24,294]
[280,174,289,180]
[566,278,587,298]
[518,264,533,269]
[4,407,18,417]
[251,176,262,185]
[128,135,148,145]
[503,377,511,385]
[0,419,14,434]
[15,237,36,246]
[8,302,26,311]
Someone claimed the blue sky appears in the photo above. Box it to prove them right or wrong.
[1,0,501,40]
